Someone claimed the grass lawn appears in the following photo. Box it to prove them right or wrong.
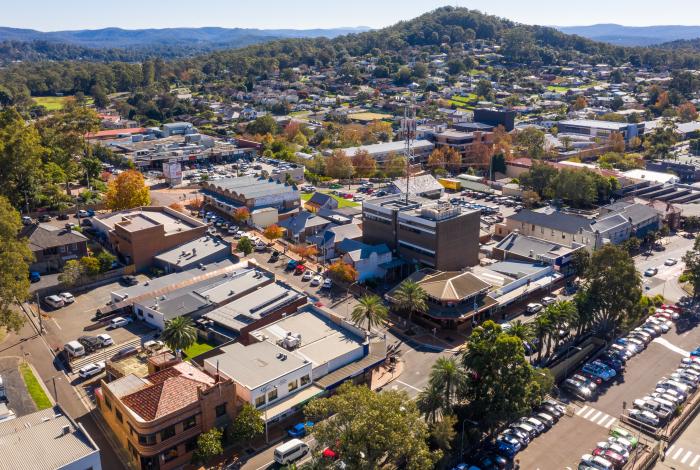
[183,340,215,360]
[19,362,52,410]
[32,95,94,110]
[546,85,570,93]
[300,192,359,207]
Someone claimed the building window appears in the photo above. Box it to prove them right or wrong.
[183,415,197,430]
[300,375,311,386]
[147,313,154,318]
[59,245,66,253]
[115,409,123,424]
[104,396,112,411]
[215,403,227,417]
[268,388,278,402]
[128,441,138,458]
[138,433,157,446]
[288,380,299,392]
[160,425,176,441]
[255,395,266,407]
[162,446,179,463]
[185,437,198,453]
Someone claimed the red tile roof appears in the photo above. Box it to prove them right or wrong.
[87,127,147,139]
[121,362,216,421]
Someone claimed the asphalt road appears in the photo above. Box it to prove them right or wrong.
[657,405,700,469]
[635,233,694,303]
[517,317,700,469]
[0,356,36,416]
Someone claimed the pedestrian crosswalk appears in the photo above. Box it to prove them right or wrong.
[664,445,700,469]
[575,405,617,429]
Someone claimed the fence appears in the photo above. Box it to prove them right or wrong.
[34,266,130,299]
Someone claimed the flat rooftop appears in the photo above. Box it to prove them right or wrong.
[154,235,231,268]
[365,193,477,220]
[205,341,309,391]
[0,406,100,470]
[559,119,632,131]
[251,308,364,368]
[98,206,202,234]
[111,259,237,300]
[203,282,306,332]
[208,175,298,199]
[343,139,433,157]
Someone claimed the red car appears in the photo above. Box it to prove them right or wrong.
[593,448,625,468]
[342,193,354,199]
[576,370,603,385]
[661,304,681,312]
[295,264,306,274]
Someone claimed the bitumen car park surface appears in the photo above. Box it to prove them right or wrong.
[516,320,700,469]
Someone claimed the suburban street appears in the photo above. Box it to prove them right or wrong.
[635,233,694,303]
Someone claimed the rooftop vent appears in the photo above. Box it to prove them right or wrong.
[61,425,71,435]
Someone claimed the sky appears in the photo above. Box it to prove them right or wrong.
[4,0,700,31]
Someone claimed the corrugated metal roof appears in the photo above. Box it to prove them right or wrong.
[0,406,99,470]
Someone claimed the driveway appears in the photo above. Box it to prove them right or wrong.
[0,356,37,417]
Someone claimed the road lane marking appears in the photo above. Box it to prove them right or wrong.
[652,337,690,357]
[583,408,596,419]
[690,454,700,467]
[673,447,685,460]
[666,445,675,456]
[682,450,693,464]
[576,405,589,416]
[395,380,422,392]
[590,411,602,422]
[603,416,617,428]
[597,413,610,425]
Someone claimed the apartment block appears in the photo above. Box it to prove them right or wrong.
[362,195,480,270]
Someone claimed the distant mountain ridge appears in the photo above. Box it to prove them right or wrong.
[557,24,700,46]
[0,25,370,48]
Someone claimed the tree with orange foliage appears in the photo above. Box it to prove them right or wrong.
[188,196,203,211]
[104,170,150,211]
[327,260,358,283]
[384,153,407,178]
[654,91,670,115]
[326,150,355,180]
[263,224,284,241]
[292,244,319,261]
[678,102,699,123]
[351,149,377,178]
[608,131,626,153]
[465,134,493,167]
[444,147,462,173]
[492,125,513,159]
[573,95,587,111]
[427,147,447,170]
[284,121,301,140]
[168,202,185,213]
[232,207,250,224]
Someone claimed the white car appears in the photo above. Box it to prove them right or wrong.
[310,275,323,287]
[143,340,165,351]
[59,292,75,304]
[526,303,543,315]
[44,295,65,309]
[234,230,245,239]
[96,334,113,347]
[541,296,557,306]
[78,361,105,380]
[664,258,678,266]
[302,270,314,281]
[644,267,658,277]
[323,278,332,289]
[109,316,131,329]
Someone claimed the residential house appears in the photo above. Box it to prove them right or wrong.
[336,239,392,282]
[21,224,89,274]
[278,211,332,242]
[304,192,338,213]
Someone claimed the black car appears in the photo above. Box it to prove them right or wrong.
[77,335,101,353]
[57,213,69,220]
[120,275,138,286]
[269,251,280,262]
[38,214,52,222]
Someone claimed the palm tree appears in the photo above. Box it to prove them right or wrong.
[417,381,444,424]
[161,316,197,358]
[429,356,466,410]
[392,280,428,334]
[506,320,533,343]
[531,313,551,362]
[351,294,388,332]
[543,301,577,358]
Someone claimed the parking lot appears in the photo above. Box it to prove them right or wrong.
[33,275,159,379]
[517,321,700,469]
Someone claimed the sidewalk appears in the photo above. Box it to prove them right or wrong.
[370,360,405,390]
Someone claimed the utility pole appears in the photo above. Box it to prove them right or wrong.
[35,292,43,335]
[401,98,416,203]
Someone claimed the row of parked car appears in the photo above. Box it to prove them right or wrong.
[562,305,678,401]
[625,348,700,431]
[579,427,640,470]
[453,400,566,469]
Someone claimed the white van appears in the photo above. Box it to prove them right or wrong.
[274,439,309,465]
[64,340,86,357]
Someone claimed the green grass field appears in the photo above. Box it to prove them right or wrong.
[32,95,94,111]
[19,362,52,410]
[183,340,215,360]
[301,191,359,208]
[546,85,570,93]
